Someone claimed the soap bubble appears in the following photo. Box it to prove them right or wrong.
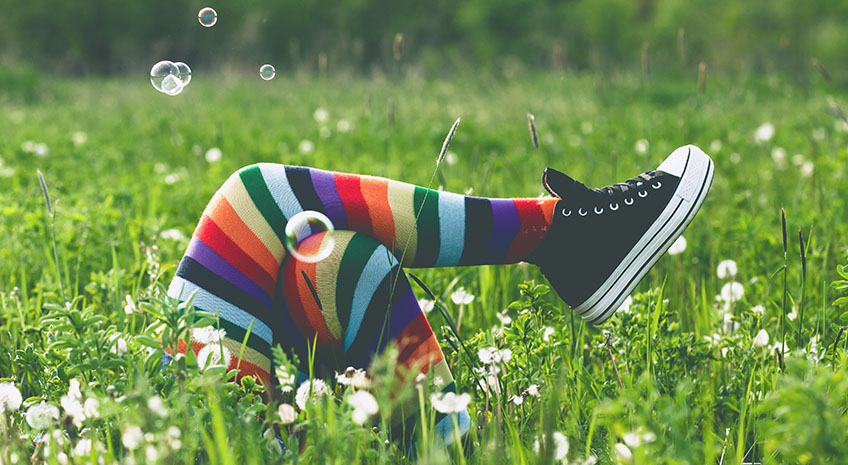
[198,7,217,27]
[150,60,184,95]
[284,211,335,263]
[175,62,192,86]
[259,64,276,81]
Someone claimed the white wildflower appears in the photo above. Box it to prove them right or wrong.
[25,402,59,429]
[542,326,555,342]
[123,295,137,315]
[197,344,231,370]
[751,304,765,315]
[336,119,352,133]
[615,443,633,462]
[336,367,370,388]
[159,229,186,241]
[275,366,295,392]
[33,143,49,157]
[430,392,471,414]
[754,122,775,144]
[164,173,180,185]
[82,398,99,419]
[533,431,569,461]
[145,445,158,462]
[451,287,474,305]
[109,334,128,355]
[720,282,744,302]
[204,147,222,163]
[295,379,330,410]
[122,425,143,450]
[418,298,435,313]
[57,452,68,465]
[73,438,92,457]
[147,396,167,417]
[668,236,687,255]
[753,329,770,348]
[61,379,86,427]
[72,131,87,147]
[192,326,227,344]
[808,335,820,359]
[21,140,35,152]
[618,295,633,314]
[716,259,738,279]
[787,307,797,321]
[313,108,329,123]
[525,384,541,397]
[347,391,379,425]
[445,151,458,166]
[709,139,722,153]
[496,310,511,325]
[478,347,512,365]
[277,403,297,424]
[0,382,22,415]
[771,147,787,167]
[801,161,814,177]
[298,140,315,154]
[166,426,182,450]
[511,395,524,405]
[634,139,649,155]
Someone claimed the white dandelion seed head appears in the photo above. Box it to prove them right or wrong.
[451,287,474,305]
[634,139,649,155]
[430,391,471,414]
[0,382,22,415]
[668,235,687,255]
[277,403,297,424]
[336,119,352,133]
[335,367,370,388]
[755,122,775,144]
[122,425,143,450]
[445,151,458,166]
[709,139,722,153]
[298,140,315,154]
[25,402,59,429]
[159,228,186,241]
[716,259,738,279]
[72,131,87,147]
[145,445,158,462]
[295,379,330,410]
[720,281,744,302]
[147,396,167,417]
[73,438,92,457]
[204,147,222,163]
[313,108,329,123]
[33,142,49,157]
[801,161,814,177]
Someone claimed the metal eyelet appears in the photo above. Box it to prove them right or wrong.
[562,208,571,217]
[610,202,619,211]
[594,206,603,215]
[652,181,662,189]
[624,198,634,205]
[578,208,588,216]
[638,191,648,198]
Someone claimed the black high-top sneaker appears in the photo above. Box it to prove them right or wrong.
[527,145,714,324]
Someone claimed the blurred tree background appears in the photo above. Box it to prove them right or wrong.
[0,0,846,80]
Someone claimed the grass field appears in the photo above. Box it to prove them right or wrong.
[2,71,848,464]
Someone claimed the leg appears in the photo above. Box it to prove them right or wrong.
[278,230,470,444]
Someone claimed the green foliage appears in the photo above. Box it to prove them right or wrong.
[2,71,848,463]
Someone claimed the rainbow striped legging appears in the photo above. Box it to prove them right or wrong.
[167,163,556,441]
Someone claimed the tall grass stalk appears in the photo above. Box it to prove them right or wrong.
[38,169,66,303]
[781,208,788,363]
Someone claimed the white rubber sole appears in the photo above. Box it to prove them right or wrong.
[573,145,714,324]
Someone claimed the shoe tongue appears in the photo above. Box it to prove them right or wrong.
[542,167,582,198]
